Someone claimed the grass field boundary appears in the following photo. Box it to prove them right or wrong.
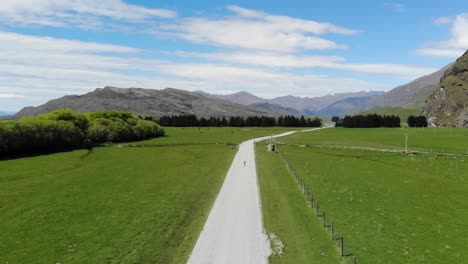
[276,142,468,157]
[115,142,238,148]
[277,145,358,264]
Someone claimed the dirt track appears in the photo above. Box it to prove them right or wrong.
[188,128,326,264]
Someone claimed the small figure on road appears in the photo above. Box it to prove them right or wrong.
[244,161,246,166]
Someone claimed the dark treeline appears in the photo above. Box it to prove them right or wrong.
[158,115,322,127]
[0,109,164,158]
[335,114,401,128]
[407,115,428,127]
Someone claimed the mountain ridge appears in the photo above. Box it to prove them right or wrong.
[422,50,468,127]
[13,86,269,119]
[14,88,386,119]
[211,90,384,115]
[360,63,454,112]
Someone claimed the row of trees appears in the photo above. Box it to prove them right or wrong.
[157,115,322,127]
[0,109,164,158]
[407,115,428,127]
[335,114,401,128]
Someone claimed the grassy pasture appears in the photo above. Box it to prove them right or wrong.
[262,128,467,263]
[0,127,295,263]
[140,126,304,145]
[282,127,468,154]
[256,145,341,264]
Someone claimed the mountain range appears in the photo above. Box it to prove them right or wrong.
[213,90,384,115]
[11,50,468,126]
[360,63,453,113]
[12,87,384,119]
[0,111,15,118]
[13,87,269,119]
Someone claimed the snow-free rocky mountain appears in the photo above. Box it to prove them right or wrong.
[249,102,302,116]
[317,95,379,116]
[16,57,466,121]
[213,90,384,116]
[360,63,454,112]
[13,87,269,118]
[0,111,14,118]
[14,87,384,119]
[194,91,301,116]
[422,50,468,127]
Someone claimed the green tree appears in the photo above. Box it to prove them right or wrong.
[88,119,113,143]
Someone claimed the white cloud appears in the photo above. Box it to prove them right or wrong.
[155,63,387,98]
[384,2,405,13]
[177,51,346,68]
[416,13,468,58]
[0,0,176,29]
[0,93,24,99]
[160,5,357,52]
[446,14,468,49]
[415,48,465,58]
[225,6,357,35]
[0,31,395,110]
[331,63,436,79]
[177,51,436,79]
[0,31,174,105]
[0,31,139,54]
[433,16,452,25]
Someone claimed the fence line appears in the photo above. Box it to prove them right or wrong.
[277,146,358,263]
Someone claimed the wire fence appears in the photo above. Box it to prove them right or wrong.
[277,145,358,264]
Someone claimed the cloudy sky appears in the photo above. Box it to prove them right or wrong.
[0,0,467,112]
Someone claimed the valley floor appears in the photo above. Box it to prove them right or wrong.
[256,127,467,263]
[1,127,466,263]
[0,127,295,263]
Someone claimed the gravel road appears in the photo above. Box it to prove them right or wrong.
[187,131,297,264]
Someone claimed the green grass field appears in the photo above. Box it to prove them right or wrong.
[256,145,341,264]
[141,127,303,145]
[260,128,467,263]
[282,127,468,154]
[0,127,295,263]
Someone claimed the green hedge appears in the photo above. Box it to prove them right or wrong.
[0,109,164,157]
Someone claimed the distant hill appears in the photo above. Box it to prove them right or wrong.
[268,91,384,114]
[249,102,302,116]
[207,90,383,116]
[0,111,15,118]
[216,91,266,105]
[12,87,390,120]
[13,87,269,119]
[316,95,379,116]
[361,63,453,113]
[422,50,468,127]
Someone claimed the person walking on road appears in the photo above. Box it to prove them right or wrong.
[244,161,246,166]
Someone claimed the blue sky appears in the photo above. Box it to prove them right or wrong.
[0,0,467,111]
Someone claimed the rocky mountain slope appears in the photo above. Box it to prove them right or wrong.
[208,90,383,115]
[422,51,468,127]
[216,91,266,105]
[13,87,269,118]
[12,86,400,120]
[316,95,379,116]
[362,63,453,112]
[249,102,302,116]
[268,91,384,114]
